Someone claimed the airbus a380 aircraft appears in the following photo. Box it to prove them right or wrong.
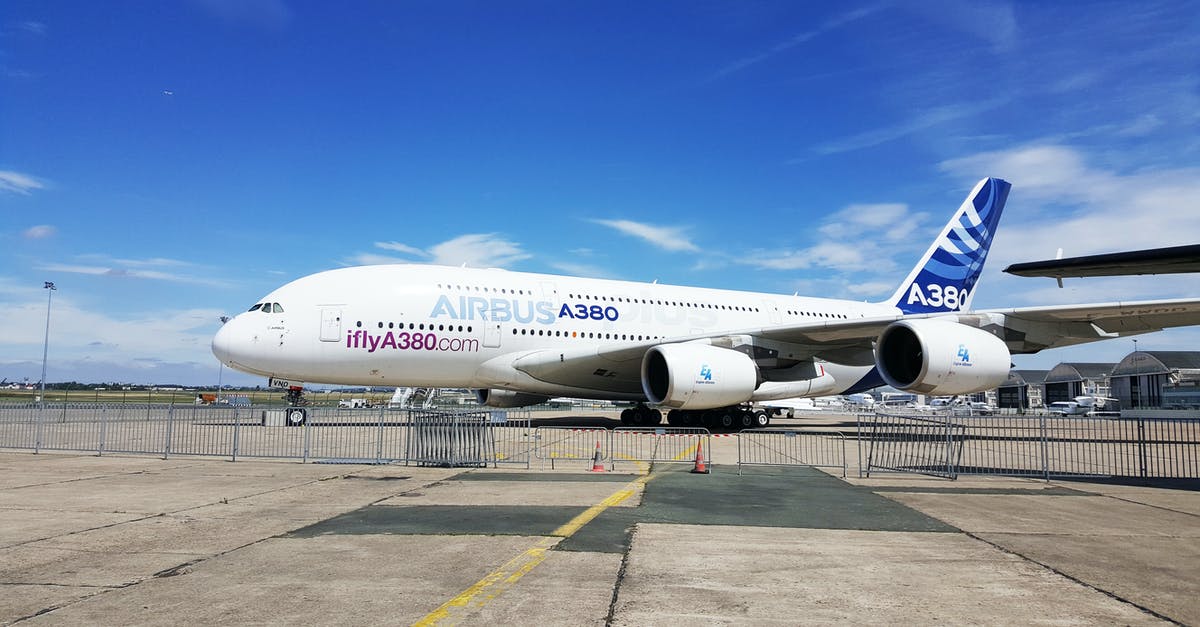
[212,178,1200,428]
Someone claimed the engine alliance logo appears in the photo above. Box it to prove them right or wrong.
[697,364,714,384]
[956,344,972,366]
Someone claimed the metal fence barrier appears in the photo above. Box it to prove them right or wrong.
[3,404,1199,481]
[408,412,492,467]
[534,427,609,470]
[862,411,1200,480]
[861,414,965,479]
[610,427,710,471]
[737,429,847,476]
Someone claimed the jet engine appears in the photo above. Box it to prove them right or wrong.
[641,343,758,410]
[475,389,550,408]
[875,319,1010,395]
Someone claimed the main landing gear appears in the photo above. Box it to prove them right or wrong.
[620,403,663,427]
[619,404,771,431]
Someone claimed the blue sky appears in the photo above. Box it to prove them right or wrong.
[2,1,1199,387]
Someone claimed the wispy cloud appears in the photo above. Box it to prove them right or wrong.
[22,225,56,239]
[15,21,46,36]
[36,256,232,288]
[360,233,532,268]
[591,219,700,252]
[0,170,45,195]
[708,6,880,81]
[811,99,1007,155]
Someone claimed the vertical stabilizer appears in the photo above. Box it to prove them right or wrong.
[886,177,1011,314]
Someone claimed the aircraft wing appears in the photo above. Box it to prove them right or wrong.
[976,298,1200,352]
[508,298,1200,391]
[1004,244,1200,278]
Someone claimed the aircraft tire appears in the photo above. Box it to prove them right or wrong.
[738,410,754,429]
[718,410,736,430]
[620,408,634,425]
[752,410,770,428]
[286,408,307,427]
[648,409,663,426]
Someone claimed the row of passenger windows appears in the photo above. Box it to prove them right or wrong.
[436,283,536,296]
[787,310,848,319]
[431,283,850,319]
[356,321,473,333]
[515,328,661,341]
[248,302,284,313]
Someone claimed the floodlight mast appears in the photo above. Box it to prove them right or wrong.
[40,282,56,408]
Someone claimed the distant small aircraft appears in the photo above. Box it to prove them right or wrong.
[162,90,174,96]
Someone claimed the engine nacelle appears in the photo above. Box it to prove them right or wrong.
[474,389,550,408]
[642,344,758,410]
[875,319,1010,395]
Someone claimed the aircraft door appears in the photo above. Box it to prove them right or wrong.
[483,322,501,348]
[319,308,342,342]
[765,300,782,324]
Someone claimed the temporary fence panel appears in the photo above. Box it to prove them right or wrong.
[407,412,493,467]
[737,429,847,476]
[861,414,964,479]
[610,427,710,471]
[0,404,40,451]
[534,427,609,470]
[1141,418,1200,478]
[486,411,533,468]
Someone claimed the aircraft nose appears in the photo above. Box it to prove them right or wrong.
[212,318,237,365]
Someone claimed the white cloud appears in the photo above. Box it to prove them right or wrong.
[591,219,699,252]
[356,234,532,268]
[429,234,532,267]
[22,225,56,239]
[374,241,429,257]
[0,170,45,195]
[939,143,1200,274]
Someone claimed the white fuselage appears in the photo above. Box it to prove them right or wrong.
[212,264,898,400]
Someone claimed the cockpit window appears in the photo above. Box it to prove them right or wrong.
[248,303,263,312]
[259,302,272,313]
[272,303,284,313]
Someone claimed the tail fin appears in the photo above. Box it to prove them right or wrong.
[886,177,1011,314]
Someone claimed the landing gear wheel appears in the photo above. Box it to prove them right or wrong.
[286,408,307,427]
[620,408,634,425]
[752,410,770,428]
[647,409,663,426]
[738,410,754,429]
[718,410,736,430]
[667,410,681,426]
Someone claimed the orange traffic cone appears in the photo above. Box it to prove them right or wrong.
[691,443,709,474]
[589,440,606,472]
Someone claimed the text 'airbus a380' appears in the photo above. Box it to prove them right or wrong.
[212,178,1200,428]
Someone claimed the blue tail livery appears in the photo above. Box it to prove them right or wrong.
[886,177,1011,314]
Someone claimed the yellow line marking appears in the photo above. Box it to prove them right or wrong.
[412,474,650,627]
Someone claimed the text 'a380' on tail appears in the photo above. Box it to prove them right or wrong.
[884,177,1011,315]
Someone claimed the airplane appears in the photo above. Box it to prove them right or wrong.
[212,177,1200,428]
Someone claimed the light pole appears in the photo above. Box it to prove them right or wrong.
[216,316,230,403]
[39,282,56,407]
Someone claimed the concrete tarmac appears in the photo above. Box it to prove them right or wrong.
[1,442,1197,625]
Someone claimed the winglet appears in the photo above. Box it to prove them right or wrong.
[886,177,1011,314]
